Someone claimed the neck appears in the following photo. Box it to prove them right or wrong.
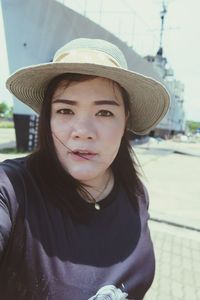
[80,170,114,203]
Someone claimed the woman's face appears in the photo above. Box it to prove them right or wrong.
[50,77,126,185]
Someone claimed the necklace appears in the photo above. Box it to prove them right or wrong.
[91,172,112,210]
[94,203,101,210]
[78,172,112,210]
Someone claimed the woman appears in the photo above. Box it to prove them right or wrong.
[0,38,170,299]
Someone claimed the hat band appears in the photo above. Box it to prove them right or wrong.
[54,49,122,68]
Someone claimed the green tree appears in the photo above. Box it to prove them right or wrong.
[0,102,13,118]
[186,120,200,133]
[0,102,8,116]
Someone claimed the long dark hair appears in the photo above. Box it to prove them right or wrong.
[27,73,143,221]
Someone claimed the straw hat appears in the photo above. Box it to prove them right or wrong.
[6,38,170,135]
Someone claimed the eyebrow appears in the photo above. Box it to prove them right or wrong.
[52,99,76,105]
[52,99,120,106]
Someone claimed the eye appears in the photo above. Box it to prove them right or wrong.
[56,108,74,115]
[96,110,114,117]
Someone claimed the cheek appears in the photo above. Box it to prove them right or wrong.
[100,123,125,159]
[106,129,123,144]
[51,122,68,157]
[51,117,63,132]
[51,134,62,157]
[51,118,69,140]
[102,119,125,141]
[50,118,58,135]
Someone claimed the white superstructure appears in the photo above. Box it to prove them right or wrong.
[1,0,185,149]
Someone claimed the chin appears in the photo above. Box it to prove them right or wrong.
[68,170,98,182]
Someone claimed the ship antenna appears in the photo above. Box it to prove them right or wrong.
[157,1,167,56]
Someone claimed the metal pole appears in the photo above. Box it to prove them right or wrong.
[160,1,167,49]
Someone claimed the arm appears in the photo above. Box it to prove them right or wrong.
[0,195,12,260]
[0,161,18,261]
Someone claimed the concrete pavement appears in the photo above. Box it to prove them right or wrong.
[0,132,200,299]
[134,141,200,230]
[145,221,200,300]
[134,140,200,299]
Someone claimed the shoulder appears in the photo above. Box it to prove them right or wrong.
[0,156,29,183]
[138,182,150,210]
[0,155,34,198]
[0,156,27,172]
[0,157,29,259]
[0,156,30,212]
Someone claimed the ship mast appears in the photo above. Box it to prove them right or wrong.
[157,1,167,56]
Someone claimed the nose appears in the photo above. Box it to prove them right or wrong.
[71,118,96,140]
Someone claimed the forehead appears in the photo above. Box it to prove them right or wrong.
[52,76,124,102]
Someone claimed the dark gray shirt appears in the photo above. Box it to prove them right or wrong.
[0,157,155,299]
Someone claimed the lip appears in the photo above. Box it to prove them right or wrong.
[69,149,97,161]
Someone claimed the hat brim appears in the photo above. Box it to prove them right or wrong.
[6,62,170,135]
